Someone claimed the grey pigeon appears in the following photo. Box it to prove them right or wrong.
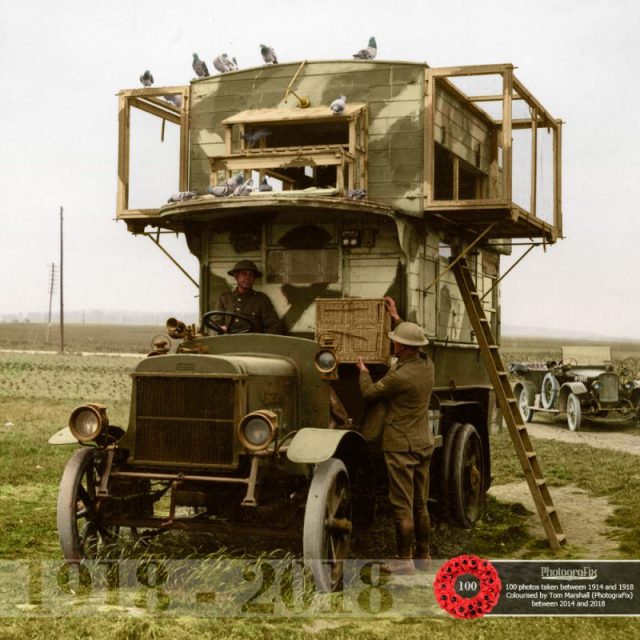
[214,53,238,73]
[259,177,273,192]
[330,95,347,115]
[207,184,232,197]
[192,53,209,78]
[242,128,272,148]
[260,44,278,64]
[168,191,198,203]
[140,70,154,87]
[353,37,377,60]
[163,94,183,108]
[224,173,245,189]
[234,178,253,197]
[347,188,367,200]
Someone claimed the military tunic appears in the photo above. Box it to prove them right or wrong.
[216,289,284,334]
[359,351,434,522]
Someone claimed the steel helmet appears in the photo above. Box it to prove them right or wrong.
[227,260,263,278]
[388,321,429,346]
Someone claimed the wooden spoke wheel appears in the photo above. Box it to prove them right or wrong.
[566,393,582,431]
[57,447,118,561]
[303,458,352,593]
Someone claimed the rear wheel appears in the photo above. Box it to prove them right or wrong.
[57,447,118,561]
[450,424,486,528]
[566,393,582,431]
[541,373,560,409]
[303,458,352,593]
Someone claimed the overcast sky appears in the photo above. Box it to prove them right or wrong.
[1,0,638,337]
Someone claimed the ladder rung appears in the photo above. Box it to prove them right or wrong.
[535,478,546,487]
[525,451,536,459]
[555,533,567,544]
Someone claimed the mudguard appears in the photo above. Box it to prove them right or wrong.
[558,381,588,411]
[286,427,367,464]
[48,427,78,445]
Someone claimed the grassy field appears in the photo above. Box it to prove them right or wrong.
[2,328,640,637]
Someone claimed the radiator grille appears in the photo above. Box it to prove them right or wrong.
[134,376,236,466]
[597,373,619,403]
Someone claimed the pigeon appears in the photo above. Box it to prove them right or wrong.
[347,188,367,200]
[260,44,278,64]
[168,191,198,203]
[214,54,238,73]
[330,95,347,115]
[259,177,273,192]
[234,178,253,196]
[353,37,377,60]
[242,128,272,148]
[224,173,245,189]
[163,94,183,108]
[140,70,154,87]
[207,184,232,197]
[192,53,209,78]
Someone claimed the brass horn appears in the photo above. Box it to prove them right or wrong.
[166,317,188,339]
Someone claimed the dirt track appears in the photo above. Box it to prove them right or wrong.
[488,417,640,556]
[523,416,640,456]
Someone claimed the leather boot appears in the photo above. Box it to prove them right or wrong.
[381,518,415,575]
[413,509,431,571]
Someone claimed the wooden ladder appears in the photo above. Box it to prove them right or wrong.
[451,251,566,550]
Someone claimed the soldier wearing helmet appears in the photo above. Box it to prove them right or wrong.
[215,260,284,334]
[356,299,434,575]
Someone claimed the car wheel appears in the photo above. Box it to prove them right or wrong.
[450,424,486,528]
[518,387,535,423]
[441,422,464,519]
[541,373,560,409]
[566,393,582,431]
[57,448,118,561]
[303,458,352,593]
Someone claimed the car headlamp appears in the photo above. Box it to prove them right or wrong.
[237,410,278,451]
[592,382,601,394]
[315,349,338,375]
[69,404,109,442]
[624,381,635,392]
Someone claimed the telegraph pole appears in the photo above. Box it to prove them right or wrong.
[59,206,64,354]
[46,263,57,343]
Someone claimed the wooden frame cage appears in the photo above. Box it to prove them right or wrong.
[425,64,563,241]
[117,85,190,221]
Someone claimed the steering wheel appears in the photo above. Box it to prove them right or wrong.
[202,310,257,334]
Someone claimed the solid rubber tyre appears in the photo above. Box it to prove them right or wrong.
[303,458,352,593]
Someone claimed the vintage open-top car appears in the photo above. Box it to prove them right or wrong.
[510,345,640,431]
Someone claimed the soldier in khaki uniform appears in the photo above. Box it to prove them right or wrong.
[216,260,285,334]
[357,320,434,575]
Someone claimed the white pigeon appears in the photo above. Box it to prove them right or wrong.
[260,44,278,64]
[353,37,377,60]
[330,95,347,115]
[140,70,154,87]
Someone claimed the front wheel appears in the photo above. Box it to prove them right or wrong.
[57,447,117,561]
[303,458,352,593]
[566,393,582,431]
[518,386,535,423]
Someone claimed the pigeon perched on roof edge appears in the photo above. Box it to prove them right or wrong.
[192,53,209,78]
[353,37,377,60]
[140,70,154,86]
[260,44,278,64]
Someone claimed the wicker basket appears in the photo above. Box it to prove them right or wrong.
[315,298,391,364]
